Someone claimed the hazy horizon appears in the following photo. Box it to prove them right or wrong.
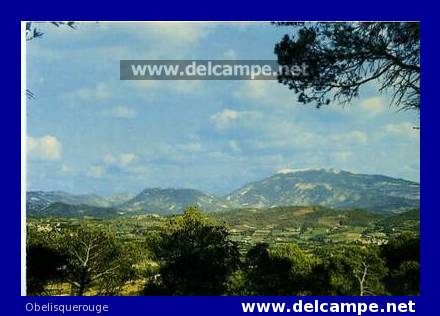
[26,167,420,197]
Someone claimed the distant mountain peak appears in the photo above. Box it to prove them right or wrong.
[27,169,420,217]
[276,168,343,175]
[121,187,226,215]
[226,169,419,213]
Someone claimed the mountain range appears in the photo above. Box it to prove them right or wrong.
[26,168,420,217]
[26,191,133,213]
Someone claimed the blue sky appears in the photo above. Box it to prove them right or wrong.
[26,22,420,196]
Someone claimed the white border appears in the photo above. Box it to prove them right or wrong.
[21,21,27,296]
[20,20,420,297]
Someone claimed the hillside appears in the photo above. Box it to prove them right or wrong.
[120,188,230,215]
[27,169,420,217]
[27,202,123,218]
[211,205,383,231]
[224,169,419,213]
[210,206,419,251]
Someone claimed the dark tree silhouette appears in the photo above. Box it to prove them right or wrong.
[274,22,420,111]
[26,22,75,41]
[27,244,67,295]
[244,242,313,295]
[315,246,388,296]
[381,233,420,295]
[145,207,240,295]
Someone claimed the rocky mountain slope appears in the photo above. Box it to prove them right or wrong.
[27,169,420,217]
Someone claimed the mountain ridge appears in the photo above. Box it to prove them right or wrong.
[224,169,419,213]
[27,169,420,217]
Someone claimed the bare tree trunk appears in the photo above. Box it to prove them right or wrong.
[77,268,88,296]
[356,261,368,296]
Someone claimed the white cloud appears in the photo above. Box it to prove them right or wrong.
[103,154,117,164]
[113,22,213,57]
[141,22,210,46]
[210,109,239,130]
[351,131,368,144]
[27,135,62,161]
[382,122,420,143]
[108,105,137,118]
[119,153,138,166]
[86,166,105,178]
[233,80,298,109]
[384,122,419,138]
[332,151,354,163]
[246,116,369,153]
[228,140,241,153]
[223,49,237,60]
[60,164,75,174]
[70,82,111,100]
[104,153,138,167]
[132,79,203,95]
[360,97,386,116]
[235,80,268,100]
[61,164,71,172]
[210,109,261,131]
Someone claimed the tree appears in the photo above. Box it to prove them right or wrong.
[381,233,419,295]
[60,225,134,296]
[26,226,67,295]
[224,269,249,295]
[26,22,75,41]
[315,245,388,296]
[244,242,314,295]
[144,206,240,295]
[390,261,420,296]
[27,243,67,295]
[381,232,419,270]
[274,22,420,111]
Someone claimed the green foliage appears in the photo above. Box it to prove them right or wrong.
[61,225,135,295]
[26,208,419,296]
[28,202,121,218]
[212,206,383,230]
[224,269,250,295]
[144,207,240,295]
[243,242,314,295]
[26,243,67,295]
[274,22,420,111]
[26,226,67,295]
[321,246,388,296]
[389,261,419,295]
[376,209,420,234]
[381,233,420,295]
[381,232,419,270]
